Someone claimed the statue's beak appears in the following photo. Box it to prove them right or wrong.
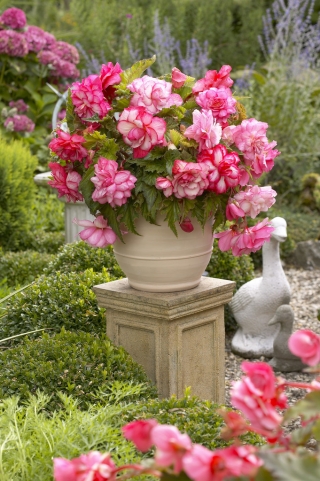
[268,314,278,326]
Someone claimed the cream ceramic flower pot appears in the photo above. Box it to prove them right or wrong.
[113,216,214,292]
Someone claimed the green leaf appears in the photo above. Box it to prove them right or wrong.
[136,181,158,212]
[183,98,198,110]
[65,89,84,133]
[177,85,193,101]
[156,105,186,120]
[113,96,131,111]
[169,129,182,146]
[99,203,123,241]
[163,197,181,236]
[142,171,159,186]
[312,418,320,441]
[97,139,119,160]
[164,149,182,175]
[116,56,156,92]
[118,203,139,235]
[83,131,107,149]
[284,391,320,423]
[161,471,192,481]
[79,165,100,215]
[203,192,219,223]
[260,451,320,481]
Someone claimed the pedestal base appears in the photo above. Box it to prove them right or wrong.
[93,277,234,403]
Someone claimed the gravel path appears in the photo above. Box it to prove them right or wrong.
[225,267,320,407]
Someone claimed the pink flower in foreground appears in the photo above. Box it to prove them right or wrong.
[71,75,111,120]
[227,185,277,220]
[25,26,47,52]
[75,216,117,248]
[192,65,233,95]
[240,362,277,400]
[155,177,173,197]
[99,62,122,98]
[215,218,274,256]
[117,106,166,158]
[53,451,116,481]
[170,159,209,199]
[196,87,236,123]
[48,162,83,202]
[183,444,231,481]
[49,130,87,162]
[219,410,250,440]
[197,145,241,193]
[224,445,263,477]
[184,110,222,151]
[151,425,192,474]
[4,114,35,132]
[288,330,320,366]
[91,157,137,207]
[9,99,28,113]
[122,419,158,452]
[171,67,187,88]
[0,7,26,29]
[128,75,183,114]
[0,30,28,57]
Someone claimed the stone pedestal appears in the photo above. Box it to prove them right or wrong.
[93,277,234,403]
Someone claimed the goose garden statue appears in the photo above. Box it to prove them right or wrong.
[230,217,291,358]
[268,305,306,372]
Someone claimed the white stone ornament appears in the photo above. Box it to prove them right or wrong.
[230,217,291,358]
[268,305,306,372]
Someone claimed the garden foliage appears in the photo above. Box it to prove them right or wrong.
[0,249,55,287]
[0,328,157,412]
[0,138,37,250]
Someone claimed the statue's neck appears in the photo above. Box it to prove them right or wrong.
[262,237,283,278]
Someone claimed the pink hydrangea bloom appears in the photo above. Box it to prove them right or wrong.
[159,159,208,200]
[51,40,80,64]
[37,50,61,71]
[122,419,158,452]
[71,75,111,120]
[227,185,277,220]
[43,31,56,49]
[215,218,274,256]
[288,330,320,366]
[192,65,233,95]
[151,424,192,474]
[48,162,83,202]
[53,451,116,481]
[196,87,236,123]
[183,444,231,481]
[91,157,137,207]
[9,99,28,113]
[4,114,35,132]
[75,216,117,248]
[49,130,88,162]
[117,106,166,158]
[25,26,47,52]
[0,7,26,29]
[184,110,222,151]
[171,67,187,88]
[197,145,241,193]
[0,30,28,57]
[58,60,80,79]
[128,75,183,114]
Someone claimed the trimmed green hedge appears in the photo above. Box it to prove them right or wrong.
[0,250,55,287]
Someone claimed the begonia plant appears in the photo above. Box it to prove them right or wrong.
[53,328,320,481]
[48,55,279,254]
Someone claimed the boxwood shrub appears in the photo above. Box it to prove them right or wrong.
[0,328,157,412]
[45,241,124,278]
[122,393,263,451]
[0,250,55,287]
[0,268,110,345]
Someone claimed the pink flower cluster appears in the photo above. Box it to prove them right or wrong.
[156,159,209,199]
[75,216,117,248]
[54,420,262,481]
[4,114,35,132]
[49,130,88,162]
[71,75,112,120]
[48,162,83,203]
[226,185,277,220]
[0,7,80,79]
[91,157,137,207]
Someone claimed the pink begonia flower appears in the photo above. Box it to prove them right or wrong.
[122,419,158,452]
[0,30,28,57]
[75,216,117,248]
[192,65,233,95]
[240,361,277,400]
[223,445,263,477]
[117,106,166,158]
[288,330,320,366]
[227,185,277,220]
[151,424,192,474]
[91,157,137,207]
[0,7,26,29]
[179,217,194,233]
[51,40,80,64]
[71,75,111,120]
[215,218,274,256]
[197,145,241,193]
[171,159,209,199]
[100,62,122,97]
[184,110,222,152]
[171,67,187,88]
[219,410,249,439]
[49,130,88,162]
[128,75,183,114]
[183,444,231,481]
[53,451,116,481]
[196,87,236,123]
[4,114,35,132]
[155,177,173,197]
[9,99,28,113]
[48,162,83,203]
[25,26,47,52]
